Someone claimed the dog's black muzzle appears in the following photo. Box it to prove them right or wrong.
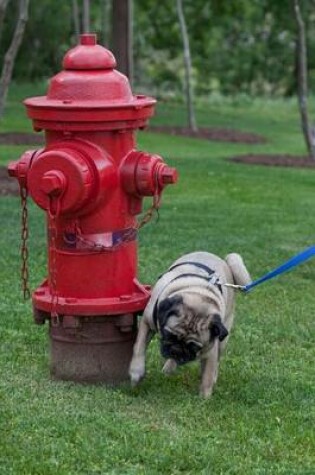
[160,333,200,365]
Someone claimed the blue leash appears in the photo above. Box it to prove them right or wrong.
[236,245,315,293]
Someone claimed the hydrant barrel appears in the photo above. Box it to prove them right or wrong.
[9,34,178,385]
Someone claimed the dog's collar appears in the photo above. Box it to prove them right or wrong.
[153,261,223,329]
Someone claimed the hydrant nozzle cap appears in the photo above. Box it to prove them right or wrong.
[63,33,116,71]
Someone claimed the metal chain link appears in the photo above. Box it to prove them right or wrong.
[136,199,160,229]
[20,185,31,300]
[17,149,39,302]
[136,179,161,230]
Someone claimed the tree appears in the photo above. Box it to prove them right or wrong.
[71,0,91,40]
[0,0,10,44]
[1,0,315,99]
[72,0,80,41]
[293,0,315,159]
[101,0,111,47]
[82,0,90,33]
[0,0,30,118]
[112,0,133,82]
[176,0,197,132]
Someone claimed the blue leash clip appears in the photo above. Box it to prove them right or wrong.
[242,245,315,293]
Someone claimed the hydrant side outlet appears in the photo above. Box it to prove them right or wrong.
[9,33,178,385]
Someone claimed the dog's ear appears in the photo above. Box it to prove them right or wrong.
[158,295,183,327]
[210,314,229,342]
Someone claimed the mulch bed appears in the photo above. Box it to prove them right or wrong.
[1,128,267,145]
[148,125,267,144]
[0,133,41,196]
[230,154,315,169]
[0,166,19,196]
[1,130,314,198]
[0,132,44,145]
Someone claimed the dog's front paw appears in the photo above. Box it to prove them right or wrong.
[199,383,214,399]
[129,357,145,387]
[162,359,177,375]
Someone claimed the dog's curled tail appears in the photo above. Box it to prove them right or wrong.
[225,253,251,287]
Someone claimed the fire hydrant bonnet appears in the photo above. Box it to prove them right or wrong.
[24,33,156,130]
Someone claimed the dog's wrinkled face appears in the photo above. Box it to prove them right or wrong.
[157,294,229,365]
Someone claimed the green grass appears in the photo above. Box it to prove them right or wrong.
[0,86,314,474]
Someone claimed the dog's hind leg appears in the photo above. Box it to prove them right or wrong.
[162,358,178,375]
[219,311,234,358]
[199,340,219,398]
[129,317,154,386]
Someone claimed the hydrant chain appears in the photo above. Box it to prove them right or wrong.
[137,203,158,229]
[20,184,31,300]
[137,177,162,230]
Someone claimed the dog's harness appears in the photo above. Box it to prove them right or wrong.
[152,261,223,328]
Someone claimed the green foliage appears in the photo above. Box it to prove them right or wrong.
[0,0,105,80]
[134,0,315,97]
[0,85,314,474]
[0,0,308,96]
[1,1,71,79]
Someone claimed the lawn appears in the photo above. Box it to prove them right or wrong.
[0,84,314,474]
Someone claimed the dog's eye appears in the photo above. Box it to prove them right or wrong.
[162,328,179,342]
[187,341,202,353]
[186,340,202,348]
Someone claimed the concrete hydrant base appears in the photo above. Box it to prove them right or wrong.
[49,315,137,385]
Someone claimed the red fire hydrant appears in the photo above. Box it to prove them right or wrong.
[8,34,177,384]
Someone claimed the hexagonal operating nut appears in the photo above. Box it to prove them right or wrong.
[160,165,178,185]
[7,162,18,178]
[40,170,66,196]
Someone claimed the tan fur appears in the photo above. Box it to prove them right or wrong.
[129,251,251,397]
[225,253,251,287]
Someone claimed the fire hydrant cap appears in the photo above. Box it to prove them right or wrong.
[23,33,156,130]
[63,34,117,70]
[44,33,134,103]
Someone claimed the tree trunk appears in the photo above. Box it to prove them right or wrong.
[293,0,315,159]
[82,0,90,33]
[0,0,30,118]
[176,0,197,132]
[0,0,10,44]
[112,0,133,83]
[101,0,111,47]
[72,0,81,41]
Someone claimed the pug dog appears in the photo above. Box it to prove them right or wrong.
[129,252,251,397]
